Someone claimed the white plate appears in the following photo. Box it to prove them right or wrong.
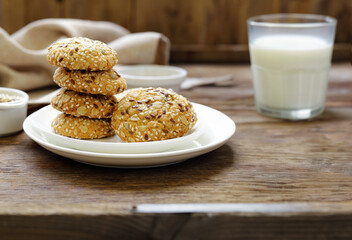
[30,105,203,154]
[23,103,236,168]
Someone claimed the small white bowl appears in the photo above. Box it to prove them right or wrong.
[0,87,28,136]
[116,64,187,92]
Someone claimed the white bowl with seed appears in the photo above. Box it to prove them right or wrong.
[116,65,187,92]
[0,87,28,136]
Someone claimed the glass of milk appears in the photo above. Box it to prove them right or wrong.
[247,14,336,120]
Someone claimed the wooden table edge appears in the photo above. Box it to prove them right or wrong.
[1,202,352,216]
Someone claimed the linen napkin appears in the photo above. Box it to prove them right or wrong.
[0,18,170,91]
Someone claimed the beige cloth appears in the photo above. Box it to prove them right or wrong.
[0,18,170,91]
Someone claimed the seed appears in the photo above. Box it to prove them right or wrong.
[108,57,115,65]
[69,50,73,56]
[130,115,140,121]
[62,95,70,102]
[153,102,163,108]
[181,116,188,125]
[59,57,63,62]
[86,80,92,84]
[91,76,95,80]
[91,108,99,116]
[110,72,118,79]
[70,79,75,85]
[93,104,98,109]
[77,106,86,115]
[179,109,185,112]
[106,85,113,91]
[162,129,169,133]
[79,125,88,133]
[144,134,148,140]
[75,47,79,52]
[170,118,175,123]
[137,108,143,112]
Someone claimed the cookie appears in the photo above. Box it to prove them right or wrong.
[51,88,117,119]
[47,37,118,71]
[53,67,127,95]
[111,87,197,142]
[52,113,114,139]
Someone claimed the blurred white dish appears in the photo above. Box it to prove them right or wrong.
[23,103,236,168]
[30,104,203,154]
[0,87,28,136]
[116,65,187,92]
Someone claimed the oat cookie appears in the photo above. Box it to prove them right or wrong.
[51,88,117,119]
[111,87,197,142]
[47,37,118,70]
[53,67,127,95]
[52,113,114,139]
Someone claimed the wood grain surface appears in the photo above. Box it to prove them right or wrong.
[0,0,350,62]
[0,62,351,239]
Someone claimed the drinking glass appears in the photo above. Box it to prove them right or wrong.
[248,14,336,120]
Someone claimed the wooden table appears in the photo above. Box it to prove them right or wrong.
[1,63,351,239]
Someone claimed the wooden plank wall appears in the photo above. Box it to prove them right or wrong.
[0,0,350,62]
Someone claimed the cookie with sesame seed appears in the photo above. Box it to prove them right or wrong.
[51,88,117,119]
[52,113,114,139]
[111,87,197,142]
[47,37,118,71]
[53,67,127,95]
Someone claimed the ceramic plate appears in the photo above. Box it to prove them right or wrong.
[31,105,203,154]
[23,103,236,168]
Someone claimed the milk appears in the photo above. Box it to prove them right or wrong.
[249,35,333,110]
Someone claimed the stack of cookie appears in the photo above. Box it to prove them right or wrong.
[46,37,127,139]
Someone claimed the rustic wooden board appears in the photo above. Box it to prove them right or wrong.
[0,0,350,62]
[0,63,351,238]
[63,0,132,30]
